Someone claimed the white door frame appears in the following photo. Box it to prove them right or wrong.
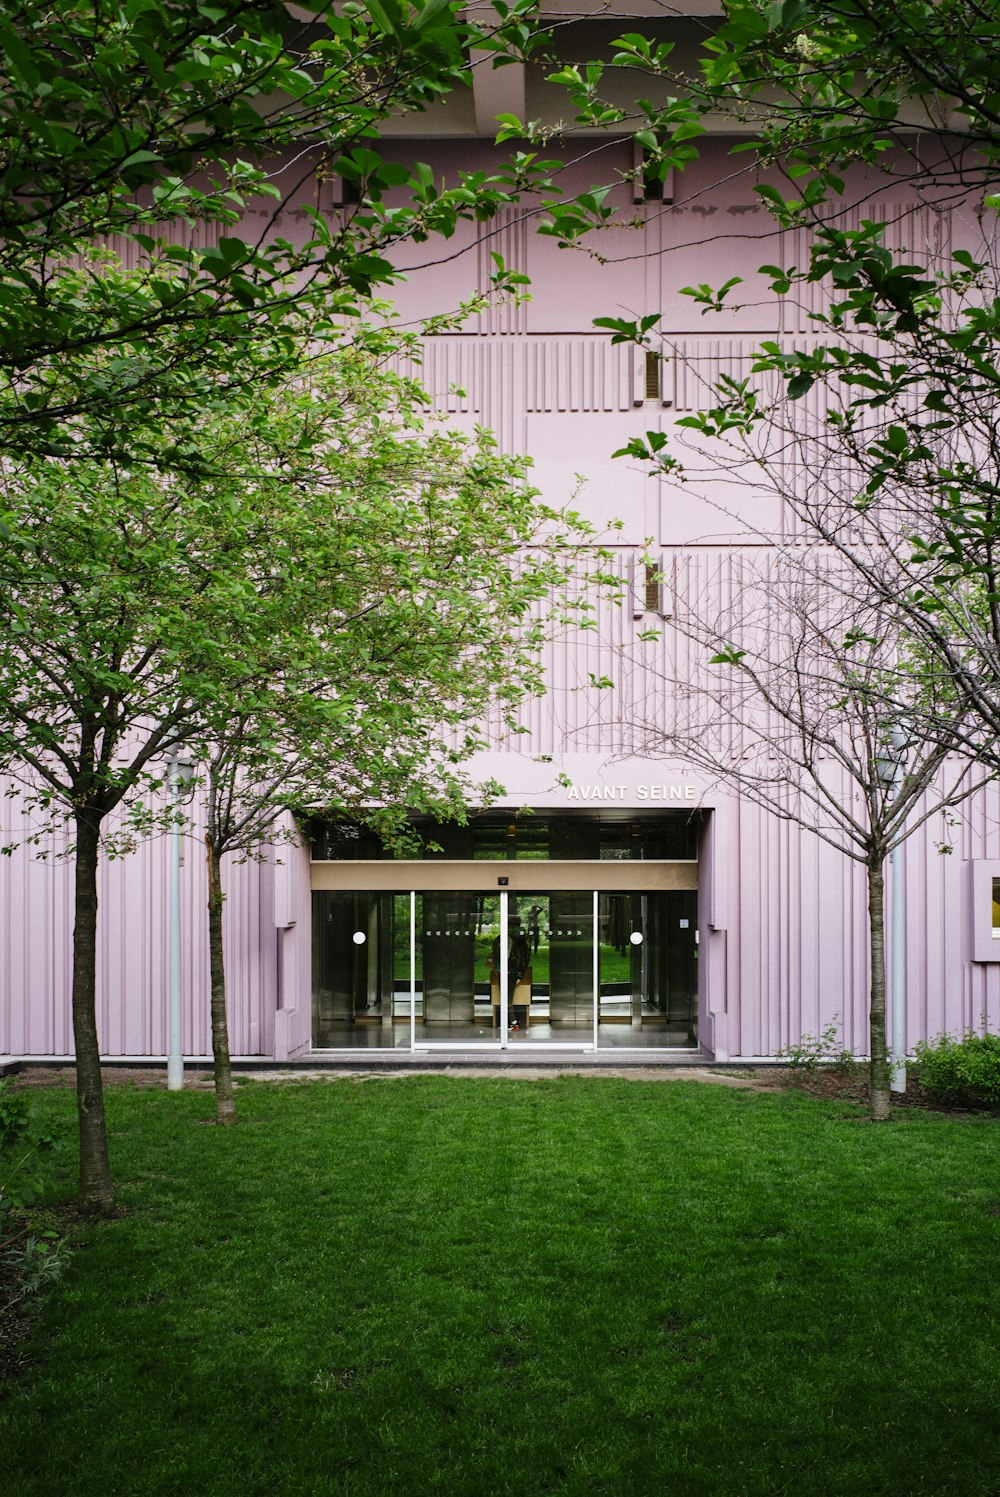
[411,888,598,1053]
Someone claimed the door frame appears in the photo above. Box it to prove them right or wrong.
[410,889,599,1053]
[310,861,699,1054]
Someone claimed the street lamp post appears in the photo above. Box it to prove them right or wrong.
[166,748,196,1092]
[876,724,909,1095]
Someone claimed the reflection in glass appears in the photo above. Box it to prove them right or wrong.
[308,812,700,863]
[422,895,477,1023]
[312,891,394,1044]
[313,886,698,1048]
[547,893,595,1025]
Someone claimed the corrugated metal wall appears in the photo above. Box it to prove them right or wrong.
[0,795,277,1058]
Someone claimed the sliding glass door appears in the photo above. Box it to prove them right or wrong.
[411,890,598,1051]
[311,886,697,1051]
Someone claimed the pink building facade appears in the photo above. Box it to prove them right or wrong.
[3,10,1000,1064]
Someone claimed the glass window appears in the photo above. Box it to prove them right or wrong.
[307,812,700,862]
[600,825,632,861]
[549,818,600,860]
[516,821,549,860]
[422,822,474,859]
[471,817,549,859]
[304,817,389,860]
[473,820,512,860]
[992,877,1000,936]
[638,817,700,860]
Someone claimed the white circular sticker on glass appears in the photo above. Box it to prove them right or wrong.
[629,931,644,946]
[352,931,367,945]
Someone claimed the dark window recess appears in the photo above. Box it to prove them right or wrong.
[551,815,700,861]
[633,138,674,206]
[304,816,390,861]
[307,812,700,861]
[644,350,661,400]
[642,155,664,202]
[341,174,363,205]
[644,562,662,612]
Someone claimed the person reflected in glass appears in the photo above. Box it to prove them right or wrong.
[489,917,532,1031]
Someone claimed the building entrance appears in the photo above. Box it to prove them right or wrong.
[311,886,698,1051]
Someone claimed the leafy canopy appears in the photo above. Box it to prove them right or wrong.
[0,0,594,459]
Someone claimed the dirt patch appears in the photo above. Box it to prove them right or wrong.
[10,1065,766,1089]
[740,1066,996,1114]
[235,1066,764,1086]
[10,1064,991,1111]
[9,1068,215,1091]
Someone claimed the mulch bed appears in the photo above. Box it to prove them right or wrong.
[747,1066,999,1115]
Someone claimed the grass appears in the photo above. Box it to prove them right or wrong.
[2,1076,1000,1496]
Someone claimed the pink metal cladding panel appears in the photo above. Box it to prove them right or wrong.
[0,797,276,1058]
[2,138,999,1058]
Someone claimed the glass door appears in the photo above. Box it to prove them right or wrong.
[312,886,696,1053]
[413,890,599,1051]
[412,890,504,1051]
[596,890,698,1049]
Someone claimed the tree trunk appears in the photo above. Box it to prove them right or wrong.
[72,812,115,1212]
[867,857,892,1122]
[207,836,237,1125]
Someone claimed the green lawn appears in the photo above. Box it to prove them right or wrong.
[2,1077,1000,1496]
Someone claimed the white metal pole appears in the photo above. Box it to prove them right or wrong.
[166,750,183,1091]
[409,891,416,1053]
[592,890,599,1051]
[890,840,906,1092]
[499,891,508,1050]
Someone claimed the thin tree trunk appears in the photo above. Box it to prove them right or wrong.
[72,812,114,1212]
[867,857,892,1122]
[206,835,236,1125]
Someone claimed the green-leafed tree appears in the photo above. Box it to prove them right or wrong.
[182,355,596,1125]
[0,332,597,1204]
[0,0,610,464]
[614,542,984,1118]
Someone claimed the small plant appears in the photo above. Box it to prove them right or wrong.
[776,1017,845,1075]
[913,1030,1000,1109]
[0,1080,60,1213]
[0,1081,68,1362]
[833,1048,862,1080]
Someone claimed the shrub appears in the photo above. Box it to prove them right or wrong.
[776,1017,852,1075]
[912,1031,1000,1109]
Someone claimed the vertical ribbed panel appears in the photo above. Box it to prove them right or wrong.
[477,209,529,336]
[524,337,632,412]
[0,792,277,1058]
[669,338,758,412]
[400,336,634,422]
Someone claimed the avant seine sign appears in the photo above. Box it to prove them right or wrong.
[567,784,696,802]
